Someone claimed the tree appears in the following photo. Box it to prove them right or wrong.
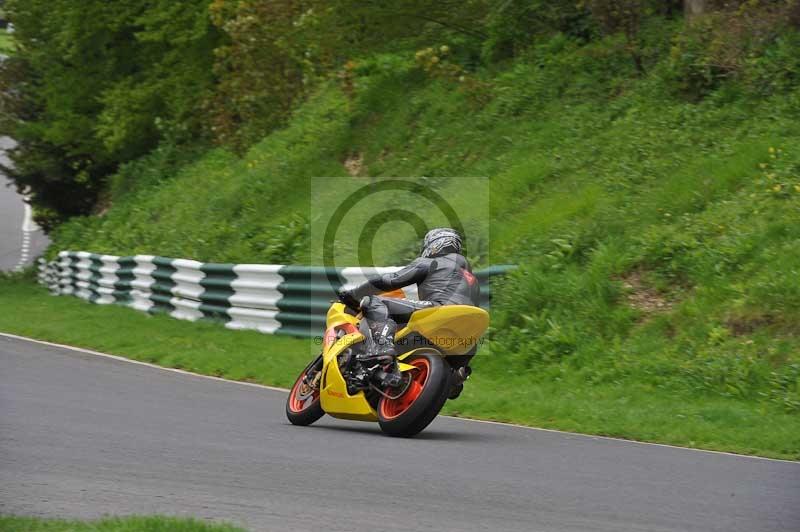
[584,0,649,74]
[483,0,592,61]
[206,0,310,150]
[205,0,492,149]
[0,0,219,229]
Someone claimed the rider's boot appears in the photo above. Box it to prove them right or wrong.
[358,318,402,387]
[358,319,397,363]
[373,319,398,360]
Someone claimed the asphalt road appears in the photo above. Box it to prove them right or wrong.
[1,335,798,532]
[0,137,49,271]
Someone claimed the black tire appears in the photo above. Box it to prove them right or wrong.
[377,351,450,437]
[286,355,325,426]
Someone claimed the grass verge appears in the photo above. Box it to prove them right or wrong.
[0,515,245,532]
[2,277,797,460]
[0,277,310,389]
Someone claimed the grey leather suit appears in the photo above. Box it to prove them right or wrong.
[351,252,480,323]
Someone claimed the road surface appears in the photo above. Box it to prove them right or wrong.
[1,335,798,532]
[0,137,49,271]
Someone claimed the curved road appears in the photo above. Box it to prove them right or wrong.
[0,137,49,271]
[1,335,798,532]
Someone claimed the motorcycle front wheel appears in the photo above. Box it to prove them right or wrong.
[286,355,325,426]
[377,350,450,437]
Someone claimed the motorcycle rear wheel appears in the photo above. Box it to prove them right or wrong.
[377,350,450,437]
[286,355,325,426]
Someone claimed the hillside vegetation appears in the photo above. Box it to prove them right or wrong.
[3,2,800,455]
[0,29,13,55]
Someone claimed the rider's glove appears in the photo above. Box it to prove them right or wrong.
[336,287,360,309]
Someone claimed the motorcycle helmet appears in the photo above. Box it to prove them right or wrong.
[421,227,462,258]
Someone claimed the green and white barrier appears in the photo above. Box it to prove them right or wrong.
[38,252,515,338]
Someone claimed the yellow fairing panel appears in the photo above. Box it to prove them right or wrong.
[319,331,378,421]
[397,305,489,355]
[397,362,417,372]
[325,303,360,331]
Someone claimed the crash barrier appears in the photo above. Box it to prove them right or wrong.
[37,252,515,338]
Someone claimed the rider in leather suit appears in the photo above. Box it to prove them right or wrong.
[337,228,480,378]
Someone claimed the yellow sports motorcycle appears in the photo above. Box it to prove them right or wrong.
[286,289,489,437]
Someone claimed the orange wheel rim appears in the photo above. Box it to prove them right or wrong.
[379,358,430,420]
[289,368,319,413]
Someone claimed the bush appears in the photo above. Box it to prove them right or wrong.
[667,2,800,97]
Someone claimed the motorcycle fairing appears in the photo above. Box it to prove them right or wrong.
[317,301,488,421]
[396,305,489,355]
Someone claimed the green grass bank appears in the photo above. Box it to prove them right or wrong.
[3,277,798,459]
[18,24,800,460]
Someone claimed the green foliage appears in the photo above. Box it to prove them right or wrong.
[51,88,351,263]
[9,2,800,456]
[581,0,684,74]
[667,1,800,97]
[47,22,800,436]
[206,0,308,150]
[204,0,493,149]
[0,28,13,54]
[481,0,592,61]
[0,0,219,228]
[6,0,797,229]
[0,515,246,532]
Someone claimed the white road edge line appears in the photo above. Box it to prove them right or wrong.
[1,331,797,465]
[0,332,289,393]
[13,198,37,272]
[21,201,37,232]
